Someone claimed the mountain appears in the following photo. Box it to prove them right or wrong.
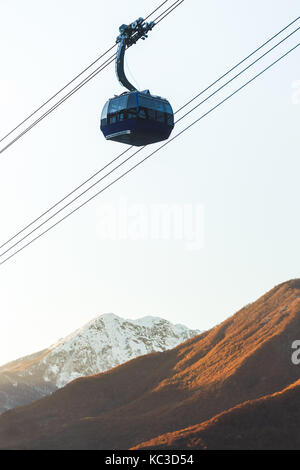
[0,279,299,450]
[0,314,199,415]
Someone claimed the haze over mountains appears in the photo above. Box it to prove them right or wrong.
[0,279,299,450]
[0,314,199,415]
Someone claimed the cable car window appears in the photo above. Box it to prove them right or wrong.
[140,96,156,110]
[138,95,151,109]
[109,101,119,114]
[127,92,139,110]
[153,101,164,112]
[118,95,128,110]
[109,96,128,114]
[139,95,165,112]
[138,108,147,119]
[108,114,117,124]
[166,114,174,125]
[147,109,156,121]
[165,103,173,114]
[156,111,165,122]
[101,101,109,121]
[127,108,137,119]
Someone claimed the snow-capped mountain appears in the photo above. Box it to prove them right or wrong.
[0,313,200,414]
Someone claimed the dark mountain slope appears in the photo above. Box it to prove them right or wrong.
[0,349,56,415]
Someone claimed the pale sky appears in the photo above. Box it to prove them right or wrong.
[0,0,299,365]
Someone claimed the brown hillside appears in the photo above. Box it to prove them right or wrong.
[134,379,300,450]
[0,279,299,449]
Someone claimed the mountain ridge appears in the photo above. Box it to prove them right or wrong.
[0,279,299,449]
[0,313,199,414]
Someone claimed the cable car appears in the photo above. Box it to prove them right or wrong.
[100,18,174,146]
[101,90,174,146]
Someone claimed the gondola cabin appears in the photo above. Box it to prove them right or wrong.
[101,18,175,147]
[101,90,174,146]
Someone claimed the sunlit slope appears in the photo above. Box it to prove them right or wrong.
[135,379,300,450]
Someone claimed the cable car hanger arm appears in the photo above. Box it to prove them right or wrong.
[115,17,155,92]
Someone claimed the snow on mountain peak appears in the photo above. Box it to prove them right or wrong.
[132,316,165,327]
[39,313,200,388]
